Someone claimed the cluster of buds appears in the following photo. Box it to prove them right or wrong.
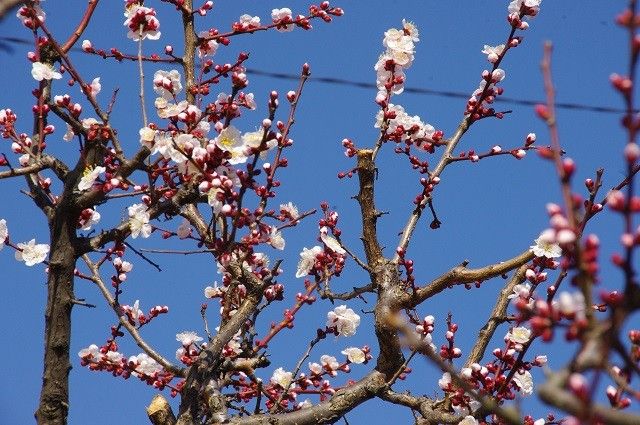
[0,109,18,138]
[440,317,462,361]
[54,94,83,118]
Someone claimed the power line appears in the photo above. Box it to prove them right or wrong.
[246,68,632,115]
[0,36,632,115]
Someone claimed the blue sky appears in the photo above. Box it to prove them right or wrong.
[0,1,635,424]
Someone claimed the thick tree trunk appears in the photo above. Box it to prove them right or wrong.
[35,214,77,425]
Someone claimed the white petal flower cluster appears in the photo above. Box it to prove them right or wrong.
[555,291,586,318]
[78,165,106,191]
[79,208,101,231]
[15,239,49,266]
[197,31,219,58]
[0,219,8,249]
[296,246,322,278]
[513,370,534,396]
[176,331,203,346]
[481,44,505,64]
[280,202,299,220]
[268,227,286,250]
[459,416,479,425]
[271,8,293,32]
[375,20,419,97]
[128,203,152,239]
[238,14,261,31]
[153,70,182,99]
[506,326,531,344]
[374,104,435,143]
[128,353,162,376]
[270,367,293,388]
[78,344,101,362]
[468,68,507,106]
[327,305,361,337]
[508,0,542,16]
[124,5,161,41]
[530,229,562,258]
[31,62,62,81]
[89,77,101,97]
[214,126,247,164]
[320,227,345,254]
[341,347,365,364]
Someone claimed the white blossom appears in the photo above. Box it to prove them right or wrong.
[124,5,161,41]
[139,126,156,148]
[341,347,365,364]
[556,291,586,317]
[402,19,419,42]
[308,362,322,375]
[89,77,101,97]
[530,229,562,258]
[271,8,293,32]
[79,208,101,231]
[280,202,300,220]
[215,126,248,164]
[459,416,479,425]
[78,165,106,191]
[481,44,505,63]
[128,203,152,238]
[438,372,451,389]
[513,370,534,396]
[15,239,49,266]
[506,326,531,344]
[508,0,542,16]
[176,331,203,346]
[0,219,7,249]
[320,355,339,371]
[239,14,261,29]
[129,353,162,376]
[31,62,61,81]
[268,227,286,250]
[296,246,322,278]
[197,31,219,58]
[327,305,361,337]
[78,344,100,362]
[320,228,346,254]
[270,367,293,388]
[153,70,182,99]
[105,351,123,363]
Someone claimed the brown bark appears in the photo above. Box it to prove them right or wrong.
[35,208,78,424]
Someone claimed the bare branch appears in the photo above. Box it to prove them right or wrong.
[82,254,183,376]
[464,264,528,367]
[404,250,534,307]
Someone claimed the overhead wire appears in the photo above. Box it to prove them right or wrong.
[0,36,633,115]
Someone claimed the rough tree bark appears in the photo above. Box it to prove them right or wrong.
[34,210,78,424]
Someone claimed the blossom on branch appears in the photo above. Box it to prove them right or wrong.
[513,370,534,396]
[327,305,361,337]
[15,239,49,266]
[295,246,322,278]
[530,229,562,258]
[0,219,7,249]
[341,347,365,364]
[127,203,152,239]
[271,8,294,32]
[124,4,161,41]
[31,62,62,81]
[78,165,106,191]
[270,367,293,388]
